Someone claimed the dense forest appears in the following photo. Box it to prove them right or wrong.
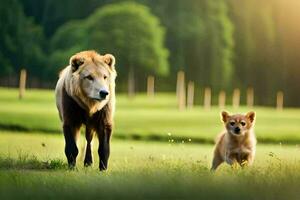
[0,0,300,106]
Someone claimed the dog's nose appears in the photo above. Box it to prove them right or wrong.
[99,90,109,99]
[234,127,241,134]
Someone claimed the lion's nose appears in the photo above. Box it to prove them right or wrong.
[99,90,109,99]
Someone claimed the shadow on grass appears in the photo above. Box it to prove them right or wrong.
[0,123,60,134]
[1,122,300,145]
[0,154,68,170]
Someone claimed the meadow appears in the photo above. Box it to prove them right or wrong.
[1,88,300,199]
[1,132,300,199]
[1,88,300,144]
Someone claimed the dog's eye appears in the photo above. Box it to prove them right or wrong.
[104,75,107,80]
[85,75,94,81]
[241,122,246,126]
[230,122,235,126]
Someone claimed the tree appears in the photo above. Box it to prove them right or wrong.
[51,2,169,96]
[87,2,169,96]
[0,0,45,85]
[7,0,300,106]
[204,0,234,90]
[273,0,300,106]
[48,20,89,80]
[145,0,234,92]
[20,0,126,37]
[228,0,281,105]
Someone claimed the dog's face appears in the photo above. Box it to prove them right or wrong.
[221,111,255,136]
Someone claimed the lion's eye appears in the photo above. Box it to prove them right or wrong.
[85,75,94,81]
[230,122,235,126]
[241,122,246,126]
[104,75,107,80]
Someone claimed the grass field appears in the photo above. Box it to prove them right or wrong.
[1,132,300,199]
[1,88,300,144]
[1,87,300,199]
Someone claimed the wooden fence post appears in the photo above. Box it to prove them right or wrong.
[187,81,194,109]
[232,88,240,109]
[176,71,183,98]
[276,91,284,111]
[218,90,226,109]
[247,87,254,108]
[147,76,155,98]
[204,87,211,110]
[19,69,27,99]
[128,67,135,98]
[177,71,186,110]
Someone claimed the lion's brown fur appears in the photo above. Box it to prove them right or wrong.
[55,50,116,170]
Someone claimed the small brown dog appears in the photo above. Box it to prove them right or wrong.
[211,111,256,170]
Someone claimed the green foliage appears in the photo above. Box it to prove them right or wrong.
[48,20,89,79]
[145,0,234,90]
[87,2,169,76]
[50,20,88,52]
[50,2,169,82]
[0,0,46,78]
[19,0,117,36]
[228,0,281,105]
[2,0,300,105]
[205,0,234,89]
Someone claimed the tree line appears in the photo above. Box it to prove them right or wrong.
[0,0,300,106]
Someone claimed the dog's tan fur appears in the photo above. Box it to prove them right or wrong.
[211,111,257,170]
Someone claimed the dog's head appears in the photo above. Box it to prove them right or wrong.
[221,111,255,137]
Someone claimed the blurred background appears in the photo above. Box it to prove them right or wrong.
[0,0,300,106]
[1,2,300,198]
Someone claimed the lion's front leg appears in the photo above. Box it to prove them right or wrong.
[97,123,112,171]
[63,123,80,168]
[84,126,94,167]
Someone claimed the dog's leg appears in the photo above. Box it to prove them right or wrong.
[239,151,255,167]
[226,153,239,168]
[211,152,223,171]
[246,152,255,166]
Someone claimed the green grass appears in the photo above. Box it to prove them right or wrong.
[1,87,300,144]
[1,87,300,199]
[1,132,300,199]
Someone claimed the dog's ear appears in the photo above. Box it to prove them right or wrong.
[70,55,85,72]
[246,111,255,123]
[221,111,229,123]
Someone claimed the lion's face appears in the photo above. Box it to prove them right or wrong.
[80,62,110,102]
[69,51,116,113]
